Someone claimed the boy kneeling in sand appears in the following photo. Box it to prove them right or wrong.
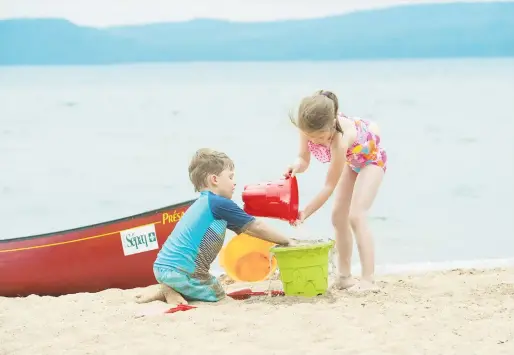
[136,148,294,305]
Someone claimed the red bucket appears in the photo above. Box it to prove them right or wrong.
[242,175,299,223]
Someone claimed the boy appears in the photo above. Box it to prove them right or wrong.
[136,148,294,305]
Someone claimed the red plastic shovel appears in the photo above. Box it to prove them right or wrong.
[227,288,285,300]
[165,304,197,314]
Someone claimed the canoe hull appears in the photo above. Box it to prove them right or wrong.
[0,200,195,297]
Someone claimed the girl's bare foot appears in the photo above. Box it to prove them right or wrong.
[333,274,357,290]
[347,279,380,294]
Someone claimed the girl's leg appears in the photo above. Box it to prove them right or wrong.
[331,164,358,289]
[348,164,384,292]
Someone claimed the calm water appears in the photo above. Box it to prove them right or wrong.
[1,59,513,273]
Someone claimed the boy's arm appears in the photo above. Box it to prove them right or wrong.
[210,195,292,246]
[245,219,292,245]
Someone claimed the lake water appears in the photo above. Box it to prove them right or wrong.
[1,58,513,274]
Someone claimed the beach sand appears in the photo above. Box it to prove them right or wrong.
[1,267,513,355]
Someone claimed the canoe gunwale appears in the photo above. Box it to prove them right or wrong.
[0,199,197,243]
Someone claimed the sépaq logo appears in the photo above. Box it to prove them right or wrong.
[124,231,157,249]
[120,224,159,256]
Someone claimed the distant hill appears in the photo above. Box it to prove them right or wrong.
[1,2,513,65]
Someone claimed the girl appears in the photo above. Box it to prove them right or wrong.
[285,90,387,293]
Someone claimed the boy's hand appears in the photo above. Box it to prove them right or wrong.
[286,238,299,247]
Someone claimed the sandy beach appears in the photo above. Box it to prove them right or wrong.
[1,267,513,355]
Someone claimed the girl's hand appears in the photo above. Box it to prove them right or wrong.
[290,211,306,226]
[283,163,301,178]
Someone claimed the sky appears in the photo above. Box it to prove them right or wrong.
[1,0,511,27]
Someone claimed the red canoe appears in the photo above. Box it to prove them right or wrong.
[0,199,195,297]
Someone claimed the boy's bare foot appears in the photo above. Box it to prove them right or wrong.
[333,275,356,290]
[135,285,165,304]
[135,284,187,305]
[162,285,188,305]
[347,279,380,294]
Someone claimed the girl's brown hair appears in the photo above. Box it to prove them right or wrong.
[290,90,343,135]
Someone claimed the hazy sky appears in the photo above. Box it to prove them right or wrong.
[1,0,511,27]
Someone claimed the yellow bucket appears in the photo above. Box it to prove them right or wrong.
[219,233,277,282]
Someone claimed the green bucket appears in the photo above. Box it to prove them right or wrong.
[270,240,335,297]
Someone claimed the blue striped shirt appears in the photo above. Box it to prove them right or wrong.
[154,191,255,279]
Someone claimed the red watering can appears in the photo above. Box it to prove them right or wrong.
[242,175,299,223]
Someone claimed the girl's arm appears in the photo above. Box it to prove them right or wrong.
[289,132,311,175]
[301,134,348,220]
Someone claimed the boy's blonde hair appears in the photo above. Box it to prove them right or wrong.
[188,148,235,192]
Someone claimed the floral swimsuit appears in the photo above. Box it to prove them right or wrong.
[307,115,387,173]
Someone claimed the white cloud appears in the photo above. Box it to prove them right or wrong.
[1,0,511,26]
